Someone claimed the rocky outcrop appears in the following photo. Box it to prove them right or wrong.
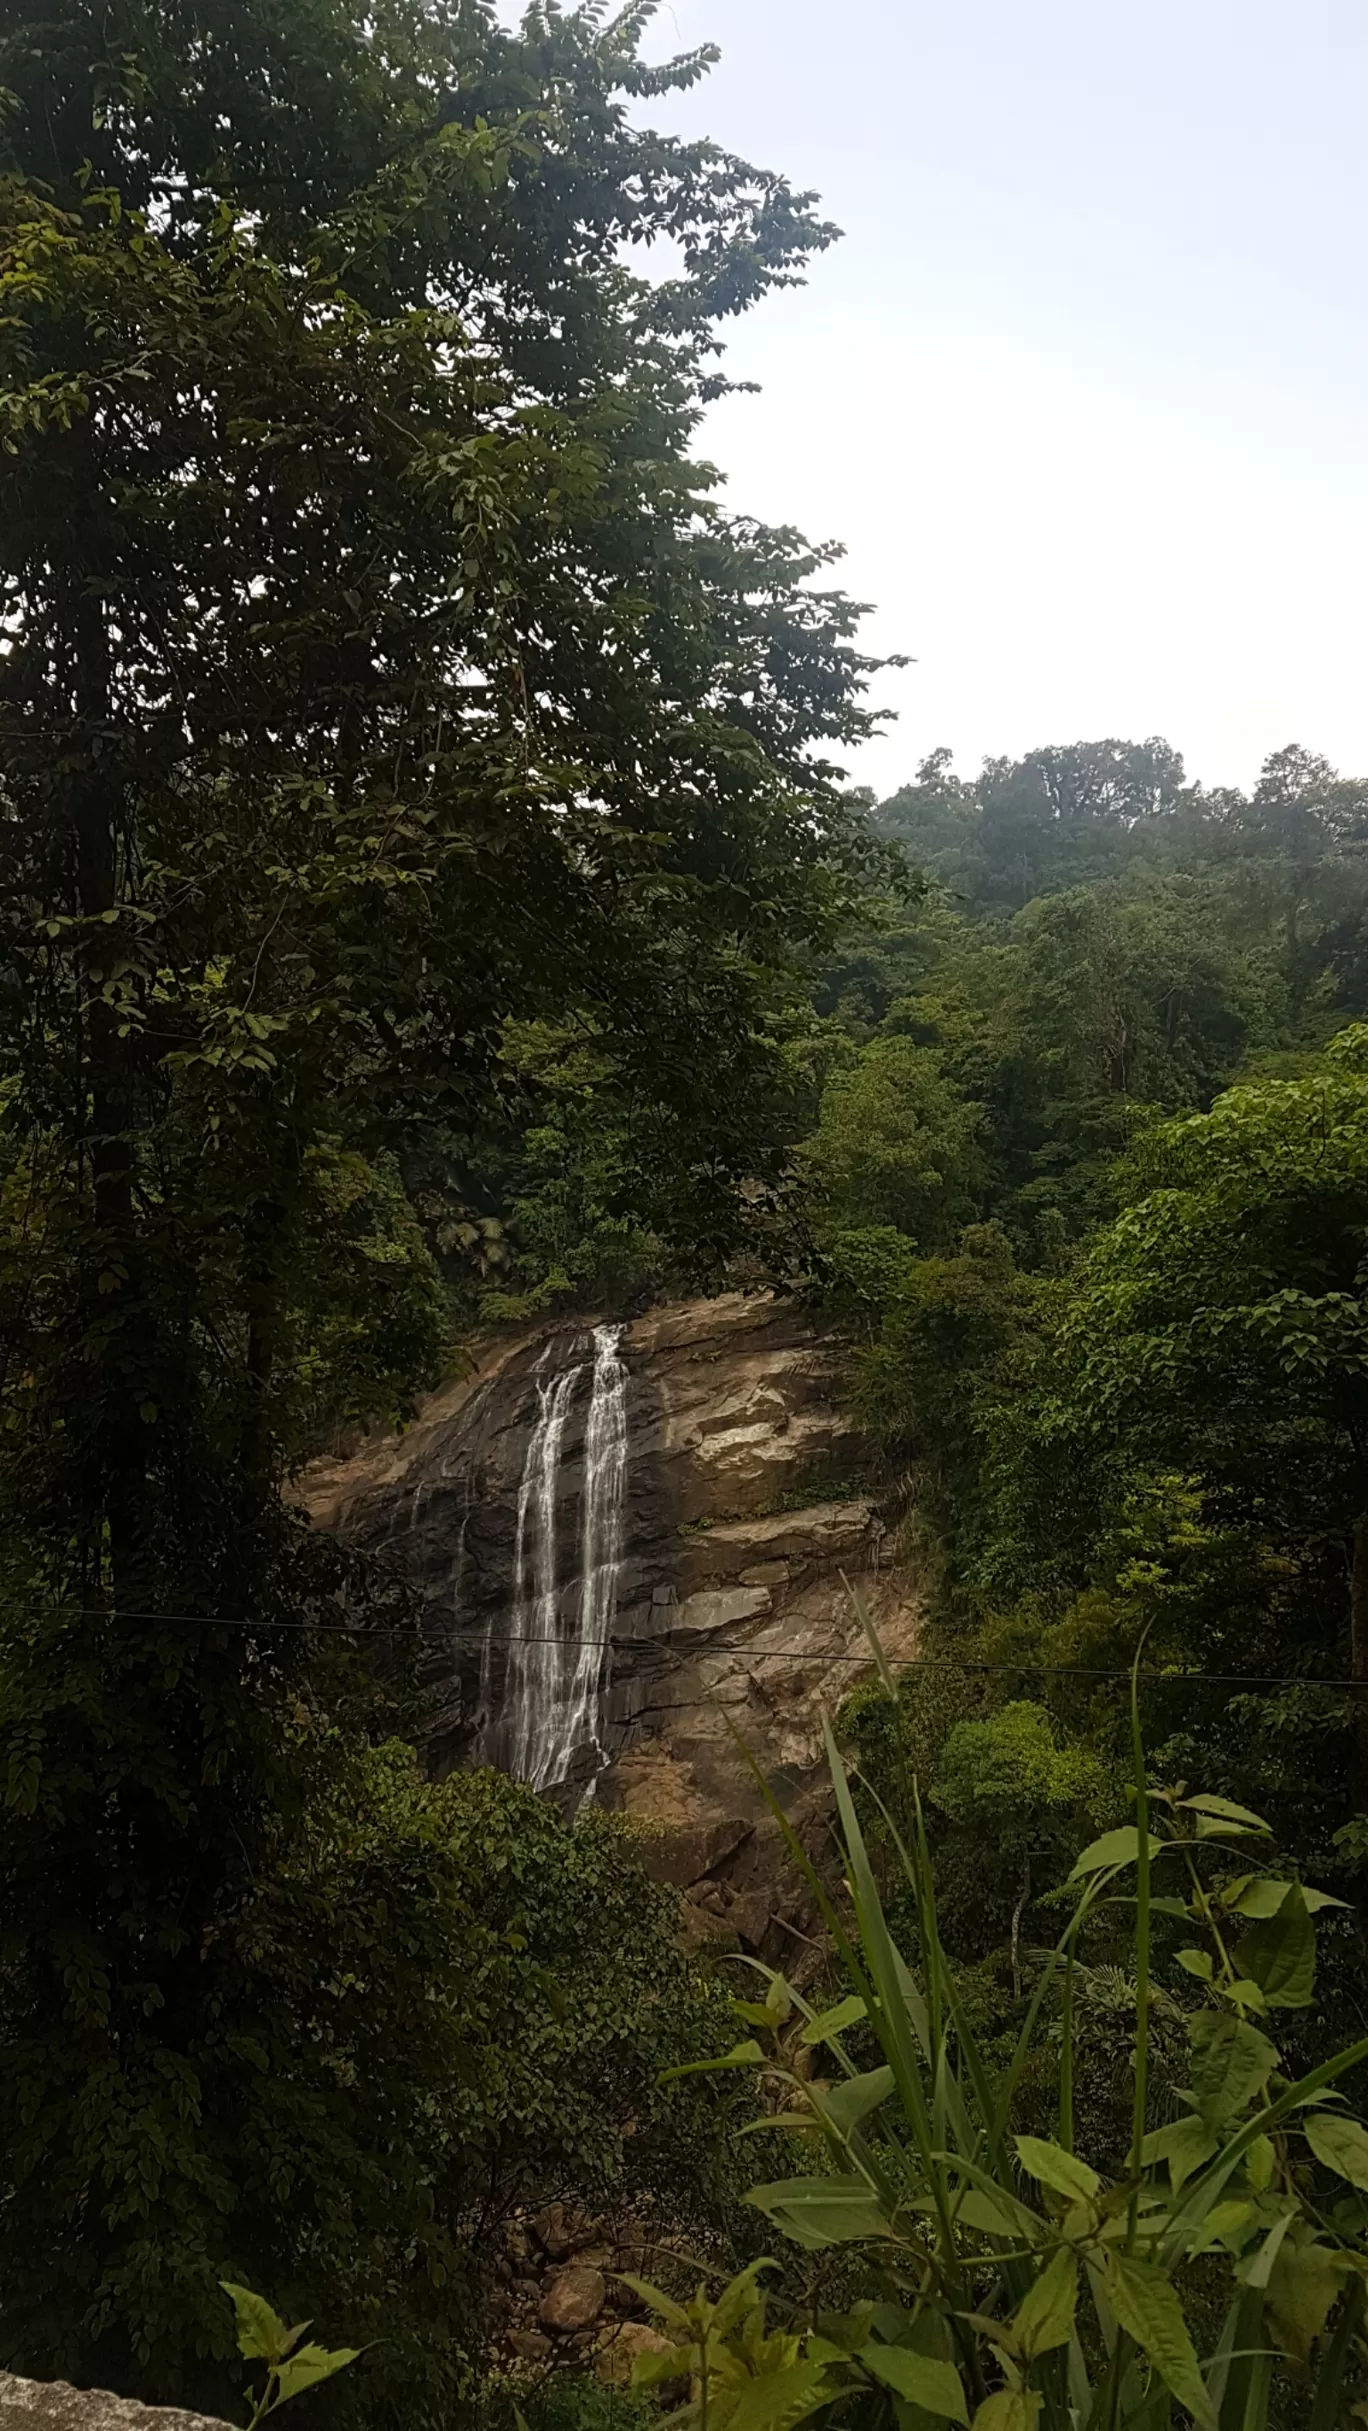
[0,2382,228,2431]
[303,1292,921,1938]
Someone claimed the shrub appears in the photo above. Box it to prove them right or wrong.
[636,1634,1368,2427]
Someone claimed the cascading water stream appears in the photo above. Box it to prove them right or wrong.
[484,1323,629,1794]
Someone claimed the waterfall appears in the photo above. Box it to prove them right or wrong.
[486,1323,629,1794]
[561,1323,629,1781]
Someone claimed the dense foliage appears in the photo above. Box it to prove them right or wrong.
[0,0,885,2409]
[631,1698,1368,2429]
[5,0,1368,2420]
[801,739,1368,2115]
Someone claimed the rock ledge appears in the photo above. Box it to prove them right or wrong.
[0,2376,229,2431]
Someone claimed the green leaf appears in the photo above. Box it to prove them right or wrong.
[1141,2114,1219,2191]
[220,2283,290,2365]
[712,2259,777,2339]
[662,2037,764,2080]
[1179,1794,1270,1831]
[1267,2243,1344,2367]
[1010,2244,1078,2362]
[1246,2135,1276,2193]
[1174,1946,1213,1982]
[724,2362,835,2431]
[1229,1876,1349,1918]
[1187,2011,1278,2125]
[799,1994,867,2046]
[861,2345,969,2423]
[615,2274,695,2335]
[969,2395,1041,2431]
[946,2189,1022,2239]
[746,2175,894,2250]
[630,2342,693,2388]
[1233,1880,1316,2008]
[819,2066,896,2138]
[1305,2109,1368,2189]
[1102,2251,1216,2431]
[1068,1825,1164,1882]
[271,2344,361,2404]
[1014,2136,1100,2203]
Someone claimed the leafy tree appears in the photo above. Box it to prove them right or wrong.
[2,1682,750,2415]
[1058,1025,1368,1702]
[931,1700,1111,1989]
[799,1035,983,1245]
[0,0,881,2400]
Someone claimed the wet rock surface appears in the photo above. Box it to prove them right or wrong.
[303,1291,922,1941]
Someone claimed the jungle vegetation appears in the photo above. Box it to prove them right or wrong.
[5,0,1368,2425]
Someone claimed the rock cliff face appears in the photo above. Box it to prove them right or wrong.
[304,1292,920,1955]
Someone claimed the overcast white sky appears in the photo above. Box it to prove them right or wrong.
[628,0,1368,798]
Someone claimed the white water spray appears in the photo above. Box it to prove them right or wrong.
[486,1323,629,1793]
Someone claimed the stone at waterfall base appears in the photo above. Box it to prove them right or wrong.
[594,2324,682,2388]
[0,2378,229,2431]
[539,2265,607,2333]
[506,2329,554,2364]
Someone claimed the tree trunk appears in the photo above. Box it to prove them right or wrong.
[1010,1852,1032,2002]
[69,564,146,1600]
[1352,1513,1368,1793]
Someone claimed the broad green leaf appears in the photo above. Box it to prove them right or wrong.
[630,2342,694,2388]
[271,2344,361,2404]
[861,2344,969,2423]
[663,2038,764,2080]
[1141,2114,1219,2191]
[1305,2109,1368,2190]
[1187,2011,1278,2125]
[1245,2135,1275,2192]
[969,2394,1041,2431]
[1014,2135,1100,2203]
[799,1995,867,2046]
[713,2259,778,2338]
[1233,1881,1316,2008]
[1180,1794,1270,1831]
[1187,2199,1257,2255]
[1103,2251,1217,2431]
[746,2175,894,2250]
[948,2189,1021,2239]
[819,2065,896,2137]
[1174,1947,1213,1982]
[1010,2244,1078,2361]
[724,2360,835,2431]
[616,2274,695,2335]
[1267,2243,1344,2367]
[1068,1825,1163,1882]
[1228,1875,1349,1919]
[220,2283,290,2365]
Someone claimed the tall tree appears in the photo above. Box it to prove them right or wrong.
[0,0,884,2392]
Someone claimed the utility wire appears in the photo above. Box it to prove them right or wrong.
[0,1602,1360,1690]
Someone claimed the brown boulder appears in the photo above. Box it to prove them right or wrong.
[637,1817,754,1889]
[506,2328,553,2363]
[728,1890,771,1950]
[594,2323,682,2389]
[539,2265,607,2334]
[0,2380,229,2431]
[530,2199,572,2259]
[678,1898,740,1954]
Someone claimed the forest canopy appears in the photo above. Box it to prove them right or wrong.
[5,0,1368,2424]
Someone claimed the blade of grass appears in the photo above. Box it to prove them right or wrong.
[1128,1627,1155,2257]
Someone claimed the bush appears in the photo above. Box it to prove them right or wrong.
[632,1663,1368,2427]
[0,1629,751,2426]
